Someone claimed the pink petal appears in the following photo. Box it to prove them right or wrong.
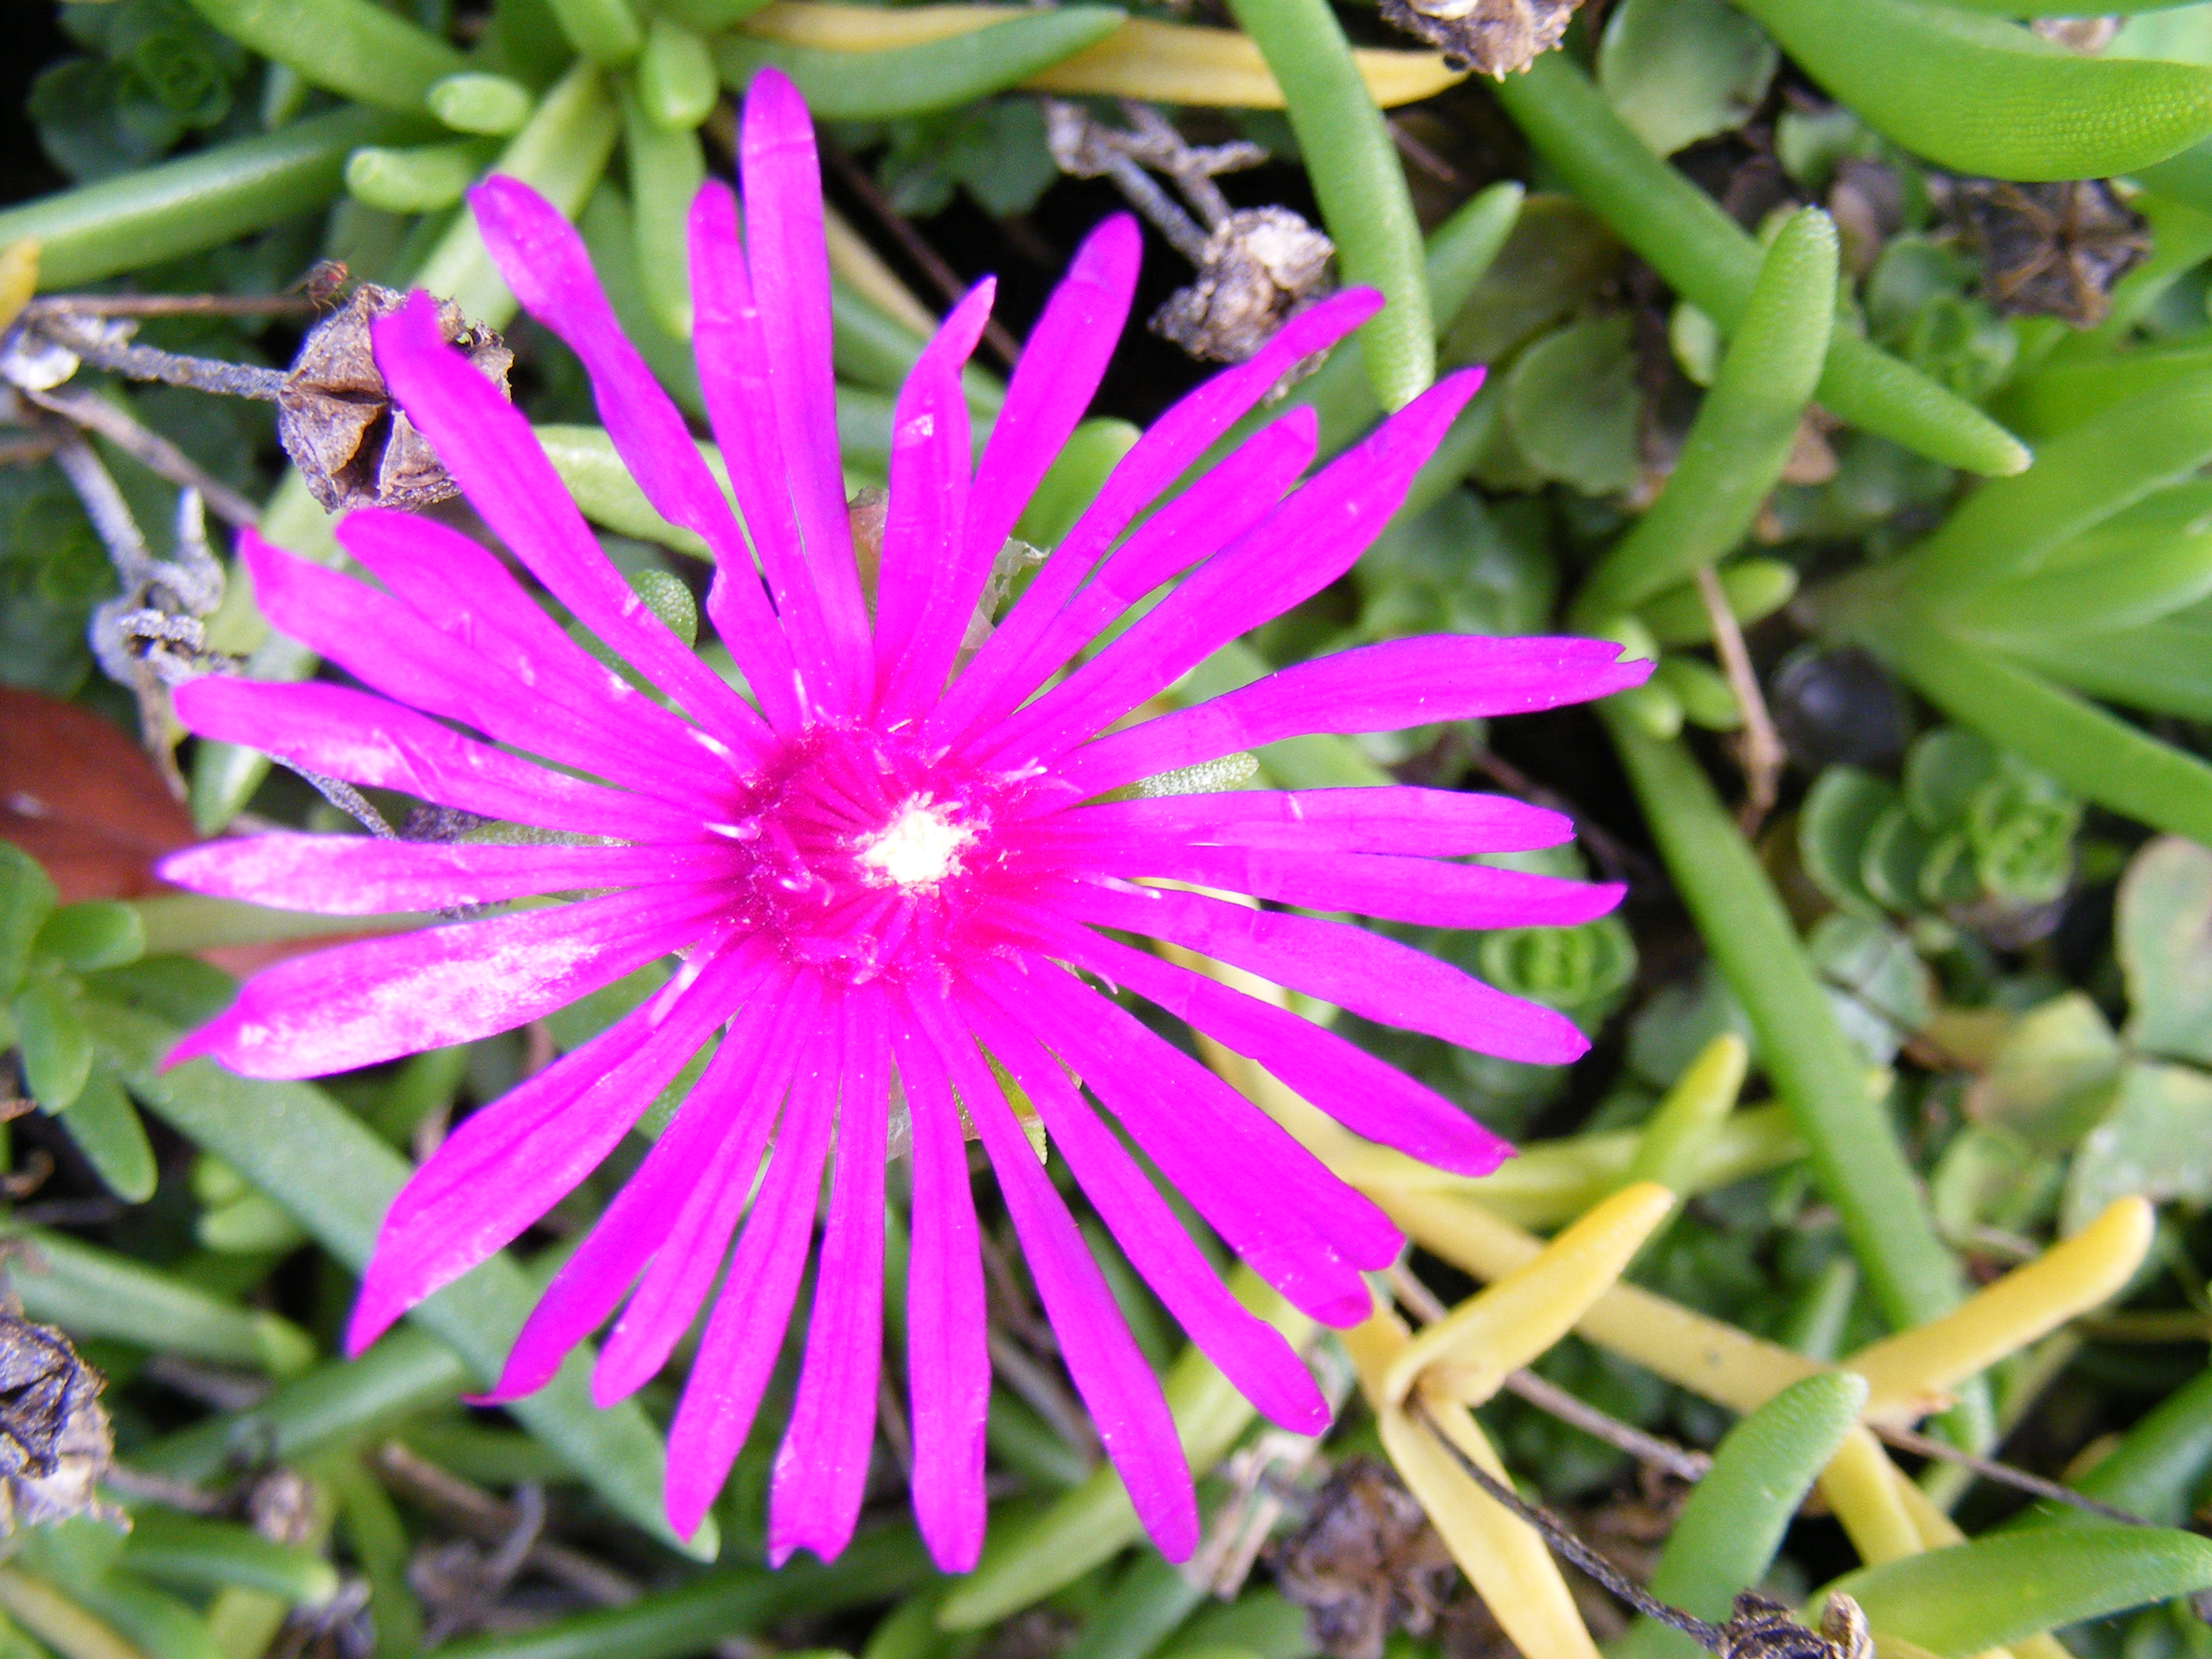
[1057,635,1653,802]
[1042,880,1589,1066]
[662,985,842,1538]
[171,677,703,844]
[482,968,799,1402]
[740,70,873,710]
[687,179,846,720]
[1033,919,1511,1177]
[886,1010,989,1572]
[906,985,1198,1561]
[158,834,739,917]
[998,952,1393,1317]
[960,971,1328,1434]
[333,510,724,790]
[947,409,1317,745]
[594,972,825,1406]
[936,289,1381,743]
[888,217,1139,716]
[166,886,726,1080]
[975,371,1486,771]
[468,176,803,735]
[1042,787,1574,857]
[768,989,892,1565]
[1061,843,1624,931]
[242,532,718,808]
[369,291,767,746]
[344,940,764,1353]
[872,284,992,713]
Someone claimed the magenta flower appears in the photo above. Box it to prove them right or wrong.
[160,70,1647,1570]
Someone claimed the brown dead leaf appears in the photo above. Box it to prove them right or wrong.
[0,688,196,902]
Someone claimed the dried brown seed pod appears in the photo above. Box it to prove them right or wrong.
[1374,0,1582,77]
[1719,1593,1872,1659]
[276,285,513,512]
[0,1303,119,1533]
[1952,178,2148,327]
[1151,207,1336,366]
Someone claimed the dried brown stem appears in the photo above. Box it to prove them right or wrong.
[373,1441,640,1607]
[1694,565,1786,836]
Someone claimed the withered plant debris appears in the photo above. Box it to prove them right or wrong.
[1719,1594,1872,1659]
[1271,1457,1458,1659]
[278,284,514,511]
[1374,0,1583,77]
[1045,100,1336,366]
[1950,178,2149,326]
[1152,207,1338,365]
[0,1282,118,1533]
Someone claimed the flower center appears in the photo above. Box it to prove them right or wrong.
[717,726,1028,983]
[853,795,974,891]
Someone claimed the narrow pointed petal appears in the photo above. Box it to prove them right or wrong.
[594,972,824,1405]
[1056,635,1654,802]
[369,291,768,746]
[485,970,798,1402]
[998,954,1397,1304]
[907,987,1198,1561]
[769,991,892,1565]
[977,371,1486,771]
[937,288,1381,742]
[740,70,873,707]
[890,216,1139,714]
[1040,787,1573,857]
[947,409,1317,741]
[962,975,1328,1433]
[873,285,991,712]
[663,991,842,1538]
[244,531,722,805]
[171,678,705,843]
[159,834,739,917]
[1062,843,1625,932]
[334,510,728,782]
[468,176,802,733]
[167,886,726,1080]
[1030,918,1511,1177]
[1045,880,1589,1066]
[344,942,762,1353]
[688,178,844,720]
[887,1010,989,1572]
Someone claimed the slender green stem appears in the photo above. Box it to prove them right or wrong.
[713,10,1129,121]
[1223,0,1432,411]
[183,0,467,111]
[1602,709,1965,1333]
[2009,1366,2212,1532]
[1730,0,2212,182]
[0,108,415,290]
[434,1532,933,1659]
[1843,609,2212,846]
[415,60,621,328]
[1491,54,2028,476]
[545,0,644,64]
[1572,209,1837,629]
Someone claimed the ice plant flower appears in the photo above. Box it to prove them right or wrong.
[159,70,1649,1571]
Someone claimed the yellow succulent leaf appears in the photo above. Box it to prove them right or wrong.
[1378,1186,1825,1412]
[738,5,1465,109]
[1378,1395,1603,1659]
[0,241,39,334]
[1382,1181,1676,1407]
[1851,1197,2154,1420]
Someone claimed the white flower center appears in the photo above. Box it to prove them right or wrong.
[853,794,974,890]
